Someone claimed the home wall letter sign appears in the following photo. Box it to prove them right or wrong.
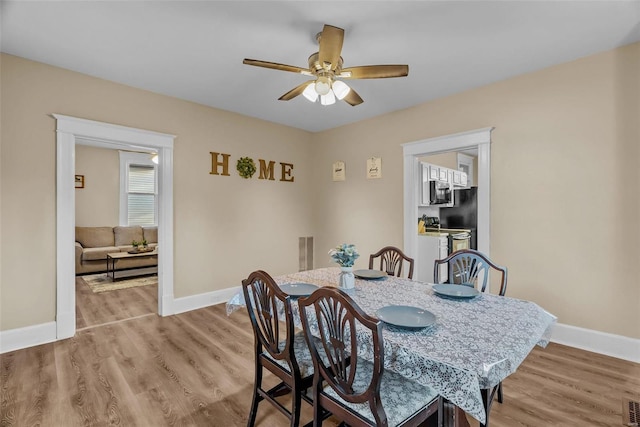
[280,162,294,182]
[259,159,276,180]
[210,152,294,182]
[237,157,257,179]
[210,152,231,176]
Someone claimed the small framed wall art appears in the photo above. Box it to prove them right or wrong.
[75,175,85,189]
[366,157,382,179]
[332,161,346,181]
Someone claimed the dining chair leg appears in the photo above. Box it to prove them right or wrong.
[312,382,324,427]
[247,362,263,427]
[290,383,301,427]
[312,402,323,427]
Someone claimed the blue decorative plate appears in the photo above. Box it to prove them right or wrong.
[279,283,319,297]
[354,269,387,280]
[432,283,479,299]
[376,305,436,329]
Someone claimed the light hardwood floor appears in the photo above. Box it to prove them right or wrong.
[1,285,638,426]
[75,276,158,330]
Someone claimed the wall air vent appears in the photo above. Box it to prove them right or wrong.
[299,237,313,271]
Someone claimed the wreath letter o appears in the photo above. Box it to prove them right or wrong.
[236,157,257,179]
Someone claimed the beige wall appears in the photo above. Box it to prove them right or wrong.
[74,145,120,226]
[312,43,639,339]
[0,54,314,330]
[1,43,638,340]
[419,152,459,169]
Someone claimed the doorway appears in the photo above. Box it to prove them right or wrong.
[54,114,175,340]
[75,146,159,330]
[402,127,493,282]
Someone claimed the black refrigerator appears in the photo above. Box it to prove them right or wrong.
[439,187,478,249]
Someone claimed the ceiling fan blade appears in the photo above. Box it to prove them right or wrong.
[318,25,344,70]
[339,65,409,79]
[343,88,364,106]
[243,58,312,75]
[278,80,314,101]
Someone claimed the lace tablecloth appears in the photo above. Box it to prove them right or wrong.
[226,267,556,424]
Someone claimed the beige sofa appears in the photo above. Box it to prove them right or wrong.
[75,225,158,275]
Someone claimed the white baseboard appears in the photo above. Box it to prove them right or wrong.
[551,322,640,363]
[172,285,241,315]
[0,321,57,354]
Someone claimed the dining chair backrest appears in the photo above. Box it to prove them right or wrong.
[242,270,316,427]
[242,270,299,370]
[368,246,415,279]
[298,287,388,425]
[434,249,508,296]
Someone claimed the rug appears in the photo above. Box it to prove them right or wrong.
[81,273,157,293]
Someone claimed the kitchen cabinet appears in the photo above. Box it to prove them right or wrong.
[416,234,449,283]
[438,167,448,182]
[428,165,439,180]
[450,170,460,185]
[450,170,468,187]
[460,172,468,187]
[428,165,449,182]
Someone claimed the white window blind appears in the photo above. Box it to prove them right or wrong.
[127,165,156,226]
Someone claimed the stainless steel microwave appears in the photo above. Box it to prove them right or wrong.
[430,180,452,205]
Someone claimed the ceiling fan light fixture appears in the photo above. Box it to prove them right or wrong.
[320,91,336,106]
[302,82,319,102]
[243,24,408,107]
[332,80,350,100]
[314,76,331,95]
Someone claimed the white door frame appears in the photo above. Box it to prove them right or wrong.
[54,114,175,339]
[402,127,493,278]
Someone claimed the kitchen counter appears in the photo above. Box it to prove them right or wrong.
[420,227,471,235]
[418,228,474,275]
[419,231,449,237]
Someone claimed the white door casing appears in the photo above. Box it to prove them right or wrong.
[54,114,175,339]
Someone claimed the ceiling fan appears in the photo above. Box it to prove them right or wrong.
[243,24,409,106]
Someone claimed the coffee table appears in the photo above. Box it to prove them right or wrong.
[106,249,158,281]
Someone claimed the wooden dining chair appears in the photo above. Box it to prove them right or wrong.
[433,249,508,296]
[368,246,415,279]
[242,270,314,427]
[433,249,508,427]
[298,287,442,427]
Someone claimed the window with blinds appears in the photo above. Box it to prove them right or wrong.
[127,164,156,226]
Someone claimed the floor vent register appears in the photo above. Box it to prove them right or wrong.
[623,399,640,426]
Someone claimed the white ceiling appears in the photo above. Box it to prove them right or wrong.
[2,1,639,132]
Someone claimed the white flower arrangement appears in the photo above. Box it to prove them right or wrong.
[329,243,360,267]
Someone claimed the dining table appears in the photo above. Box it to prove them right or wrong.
[226,267,557,426]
